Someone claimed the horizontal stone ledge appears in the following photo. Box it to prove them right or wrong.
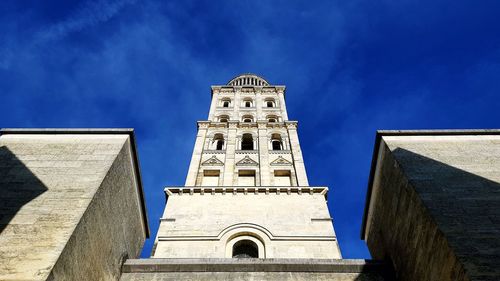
[157,236,337,242]
[164,186,329,197]
[121,258,387,273]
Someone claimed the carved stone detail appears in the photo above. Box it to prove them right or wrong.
[201,156,224,166]
[270,156,292,166]
[236,155,259,166]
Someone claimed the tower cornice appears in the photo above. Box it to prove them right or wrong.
[211,85,286,97]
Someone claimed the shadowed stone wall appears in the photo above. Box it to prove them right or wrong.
[363,132,500,281]
[0,131,148,281]
[119,258,390,281]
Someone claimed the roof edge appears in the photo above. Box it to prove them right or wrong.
[0,127,150,238]
[0,128,135,134]
[122,258,388,273]
[360,128,500,239]
[376,129,500,136]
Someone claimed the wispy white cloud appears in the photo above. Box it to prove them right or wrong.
[37,0,136,41]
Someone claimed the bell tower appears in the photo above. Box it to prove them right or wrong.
[152,74,341,259]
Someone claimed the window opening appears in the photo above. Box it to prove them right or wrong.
[213,134,225,150]
[272,140,282,150]
[242,115,253,123]
[274,170,291,186]
[201,170,220,186]
[271,134,283,150]
[232,240,258,258]
[241,134,254,150]
[238,170,256,186]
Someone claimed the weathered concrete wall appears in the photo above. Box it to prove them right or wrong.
[120,258,389,281]
[363,133,500,281]
[0,132,148,281]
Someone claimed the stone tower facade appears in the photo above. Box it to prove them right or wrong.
[152,74,341,259]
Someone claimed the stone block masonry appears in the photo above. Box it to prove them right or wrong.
[119,258,391,281]
[362,130,500,281]
[0,129,149,281]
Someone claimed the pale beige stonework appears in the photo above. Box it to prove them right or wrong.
[363,131,500,281]
[185,74,308,187]
[154,188,340,258]
[120,258,387,281]
[0,131,148,281]
[153,74,340,259]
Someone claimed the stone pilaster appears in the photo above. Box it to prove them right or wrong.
[208,87,220,121]
[256,87,263,120]
[233,87,241,120]
[258,121,270,186]
[222,121,238,186]
[277,86,288,120]
[286,121,309,186]
[184,121,209,186]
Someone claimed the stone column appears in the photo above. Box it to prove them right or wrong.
[258,121,270,186]
[286,121,309,186]
[222,121,238,186]
[184,121,209,186]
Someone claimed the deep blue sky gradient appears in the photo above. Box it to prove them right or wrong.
[2,0,500,258]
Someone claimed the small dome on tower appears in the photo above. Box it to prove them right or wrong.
[227,74,269,86]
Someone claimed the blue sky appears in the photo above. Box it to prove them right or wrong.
[1,0,500,258]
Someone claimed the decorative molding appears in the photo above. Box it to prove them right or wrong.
[220,88,234,93]
[228,122,239,129]
[204,150,226,154]
[239,123,258,129]
[235,150,258,155]
[257,122,268,129]
[285,121,298,129]
[241,88,255,93]
[236,155,258,166]
[269,150,291,154]
[262,88,276,93]
[165,186,329,198]
[198,122,210,129]
[270,156,292,166]
[202,156,224,166]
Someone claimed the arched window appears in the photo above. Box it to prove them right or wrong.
[232,240,258,258]
[265,99,275,108]
[241,134,254,150]
[214,134,225,150]
[242,115,253,123]
[267,115,279,122]
[243,98,253,108]
[219,115,229,122]
[221,99,231,108]
[271,133,283,151]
